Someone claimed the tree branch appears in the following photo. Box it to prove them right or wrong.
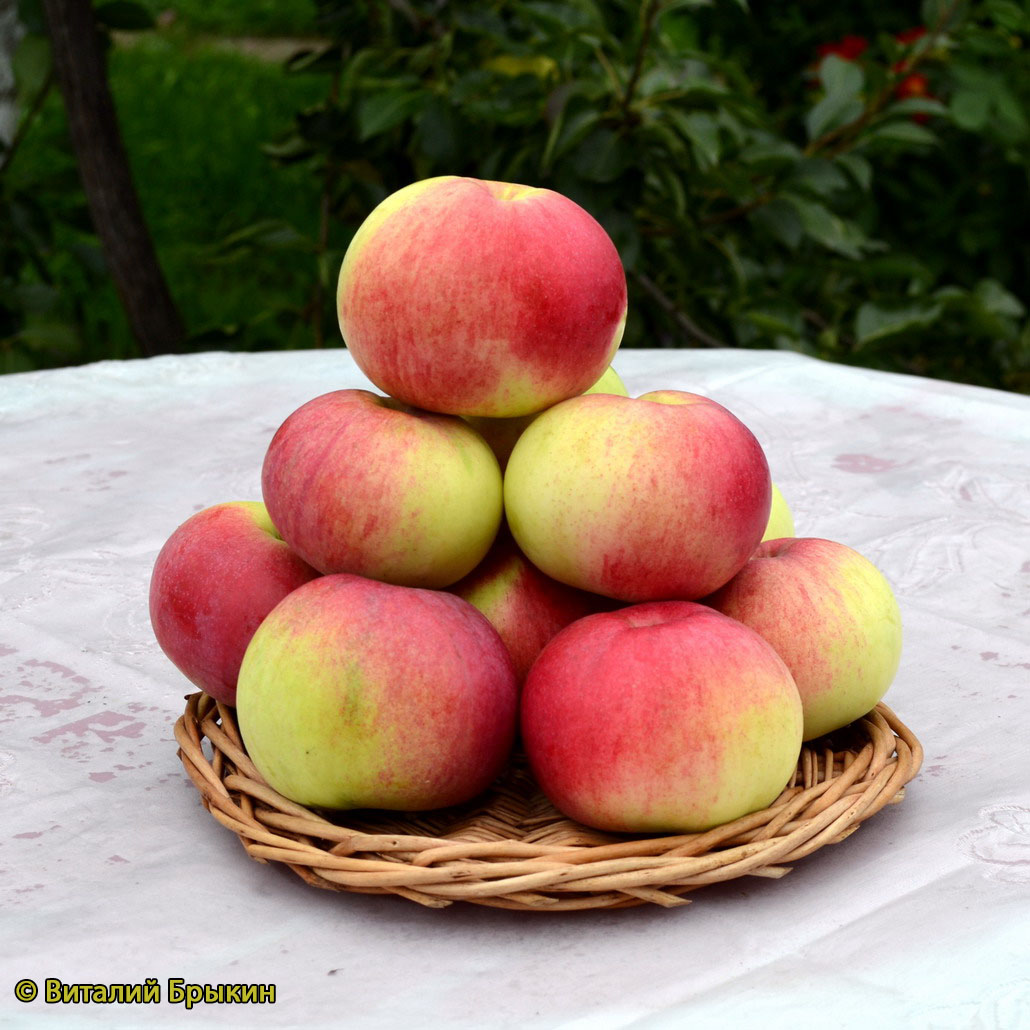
[621,0,661,119]
[632,271,724,348]
[41,0,185,357]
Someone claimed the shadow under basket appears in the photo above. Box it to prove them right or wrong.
[174,694,923,911]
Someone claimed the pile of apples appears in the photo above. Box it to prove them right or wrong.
[150,176,902,835]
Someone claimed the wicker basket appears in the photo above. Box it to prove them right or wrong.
[174,692,922,911]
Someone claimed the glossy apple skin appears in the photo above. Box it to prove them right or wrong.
[262,389,503,588]
[149,501,320,705]
[448,527,610,683]
[235,574,518,811]
[762,483,796,542]
[521,602,803,833]
[337,176,627,418]
[465,364,629,471]
[504,390,772,602]
[704,537,902,740]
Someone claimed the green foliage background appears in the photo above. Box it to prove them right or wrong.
[3,0,1029,391]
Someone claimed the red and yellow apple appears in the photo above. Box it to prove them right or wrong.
[705,537,902,740]
[448,527,609,683]
[763,483,795,541]
[504,390,772,601]
[235,574,518,811]
[148,501,320,705]
[336,176,628,418]
[262,389,503,588]
[521,602,803,833]
[465,364,629,470]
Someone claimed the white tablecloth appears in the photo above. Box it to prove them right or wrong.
[2,348,1028,1029]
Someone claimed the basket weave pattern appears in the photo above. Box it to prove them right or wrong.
[175,693,922,911]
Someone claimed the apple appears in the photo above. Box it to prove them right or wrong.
[235,574,518,811]
[336,176,628,418]
[521,601,803,833]
[465,364,629,470]
[262,389,503,588]
[762,483,795,541]
[704,537,902,740]
[504,389,771,602]
[448,526,610,683]
[149,501,320,705]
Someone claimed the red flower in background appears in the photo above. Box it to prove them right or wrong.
[816,34,869,61]
[895,72,930,99]
[894,70,933,122]
[895,26,927,46]
[808,26,937,123]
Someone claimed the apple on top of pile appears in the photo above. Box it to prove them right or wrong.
[150,176,901,835]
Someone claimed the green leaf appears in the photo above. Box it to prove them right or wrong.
[862,120,938,146]
[675,111,720,169]
[889,97,948,118]
[638,64,728,100]
[859,253,934,288]
[416,98,462,165]
[993,86,1029,136]
[973,279,1026,319]
[357,89,424,141]
[749,199,802,249]
[454,8,511,40]
[543,102,601,169]
[932,286,969,305]
[599,209,641,270]
[648,163,688,220]
[571,126,632,183]
[949,89,990,130]
[737,139,802,171]
[94,1,155,30]
[518,1,601,34]
[818,54,864,100]
[806,54,866,140]
[806,94,863,141]
[741,305,803,340]
[836,153,872,192]
[285,47,344,76]
[855,300,942,346]
[260,134,313,162]
[920,0,965,28]
[785,195,870,258]
[985,0,1027,31]
[786,158,849,198]
[207,220,310,265]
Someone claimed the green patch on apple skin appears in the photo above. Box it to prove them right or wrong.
[239,500,281,540]
[236,628,383,810]
[460,558,522,622]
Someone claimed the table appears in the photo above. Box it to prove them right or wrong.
[2,348,1028,1028]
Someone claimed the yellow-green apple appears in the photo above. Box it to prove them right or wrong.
[336,176,628,418]
[448,526,610,683]
[585,365,629,397]
[262,389,503,588]
[235,574,518,810]
[504,390,772,602]
[149,501,320,705]
[521,601,803,833]
[762,483,795,541]
[704,537,902,740]
[465,364,629,470]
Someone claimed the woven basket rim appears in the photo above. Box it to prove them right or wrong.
[175,692,923,911]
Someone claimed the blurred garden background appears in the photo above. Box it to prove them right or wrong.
[2,0,1028,391]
